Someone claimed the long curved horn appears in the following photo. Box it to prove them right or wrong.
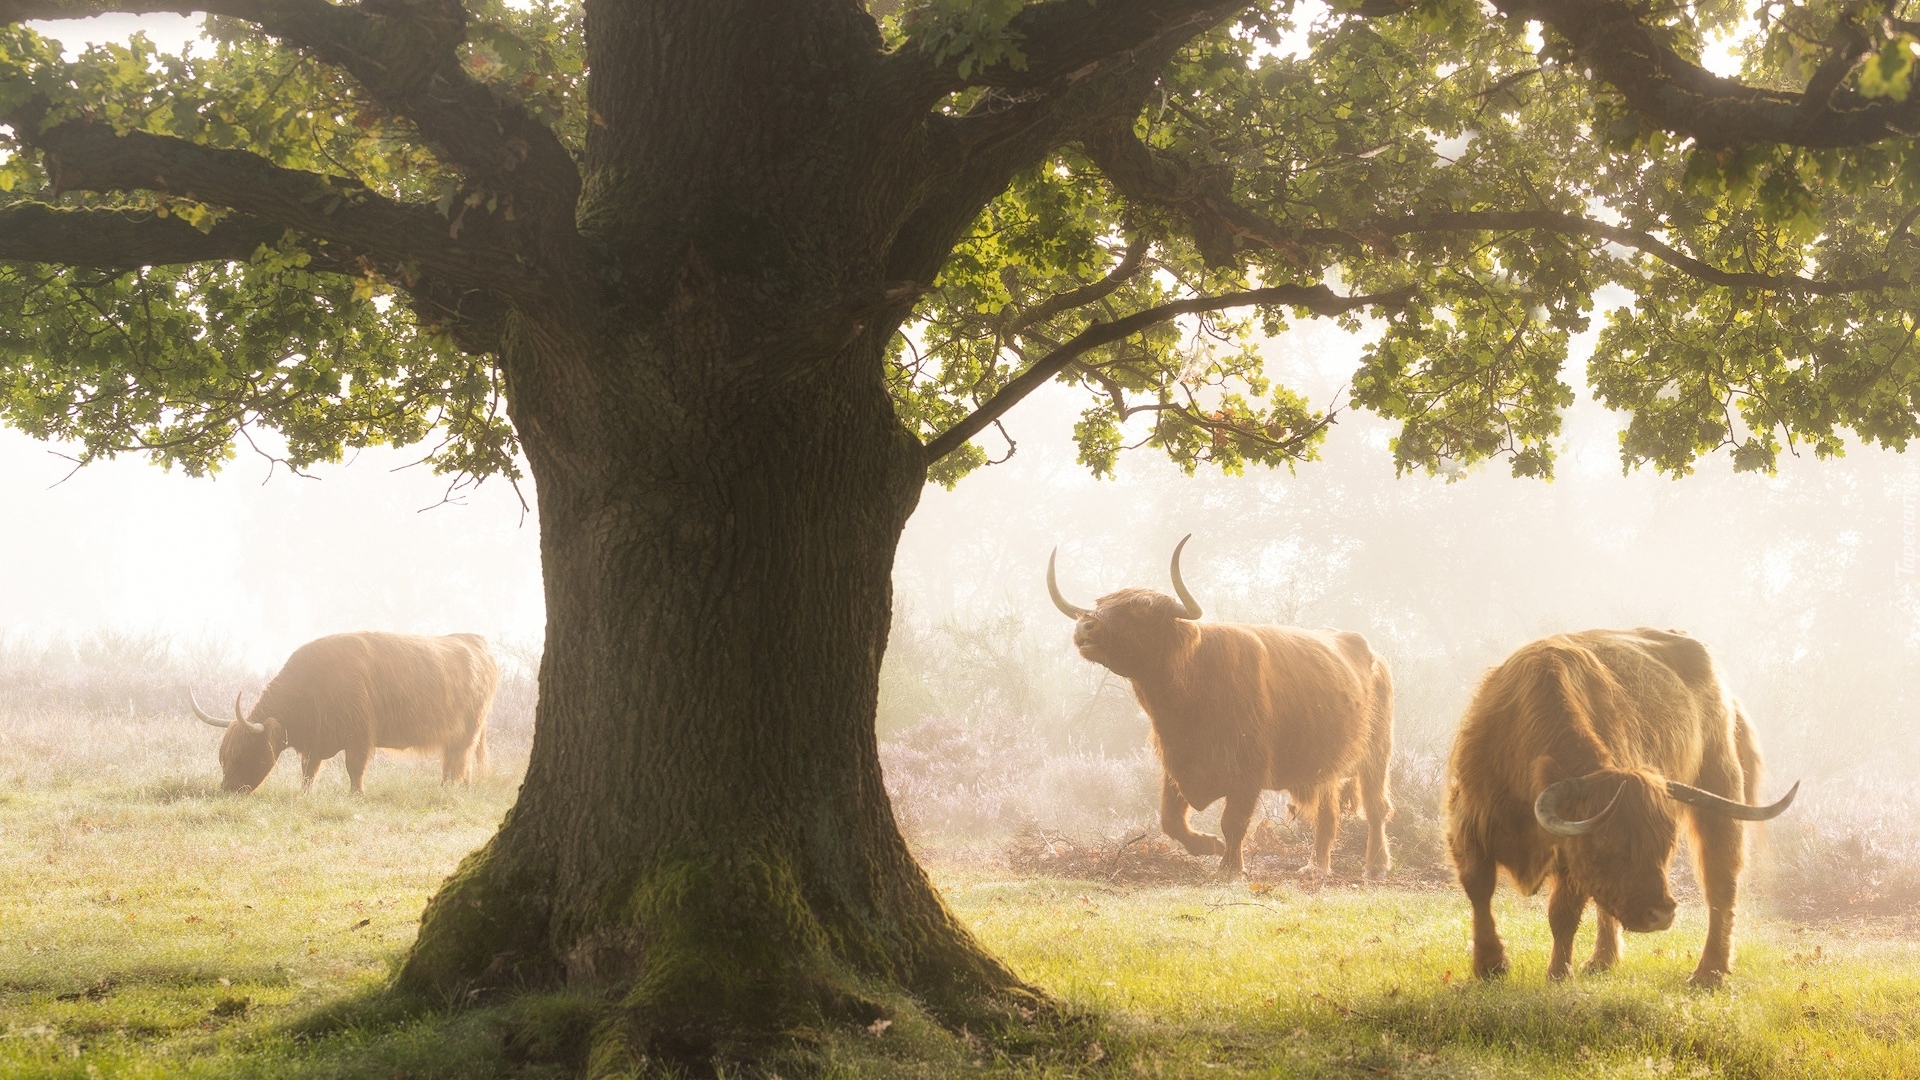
[1168,534,1203,620]
[188,690,232,729]
[1047,548,1092,619]
[233,692,266,734]
[1534,774,1626,837]
[1666,779,1799,821]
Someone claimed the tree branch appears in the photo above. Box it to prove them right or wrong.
[1368,210,1894,295]
[2,0,580,226]
[887,26,1199,290]
[1081,117,1270,266]
[18,116,525,290]
[923,282,1416,462]
[0,202,287,267]
[1498,0,1920,147]
[889,0,1242,99]
[0,0,218,16]
[1086,123,1897,294]
[1008,234,1147,331]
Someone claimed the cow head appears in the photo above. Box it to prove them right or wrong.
[1048,536,1204,679]
[1534,766,1798,932]
[189,691,288,793]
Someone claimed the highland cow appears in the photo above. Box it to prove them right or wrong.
[1049,536,1395,879]
[1446,628,1797,987]
[190,631,498,794]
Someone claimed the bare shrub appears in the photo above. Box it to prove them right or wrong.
[1759,776,1920,920]
[879,714,1159,843]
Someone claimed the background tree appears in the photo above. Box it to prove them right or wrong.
[3,0,1918,1068]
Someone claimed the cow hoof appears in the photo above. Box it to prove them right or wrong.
[1473,956,1510,979]
[1687,968,1727,990]
[1546,963,1572,982]
[1584,958,1617,976]
[1212,866,1244,883]
[1297,862,1330,877]
[1364,864,1390,882]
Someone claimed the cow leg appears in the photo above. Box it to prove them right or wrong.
[1160,772,1225,858]
[441,734,476,785]
[299,754,326,793]
[1304,787,1337,875]
[1458,849,1508,978]
[1359,767,1393,881]
[1216,789,1258,880]
[1546,878,1587,981]
[1587,909,1623,974]
[344,745,372,796]
[1688,809,1745,988]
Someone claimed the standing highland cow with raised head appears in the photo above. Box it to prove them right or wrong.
[190,631,499,795]
[1049,537,1395,880]
[1447,628,1797,987]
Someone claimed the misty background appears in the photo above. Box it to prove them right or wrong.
[7,311,1917,783]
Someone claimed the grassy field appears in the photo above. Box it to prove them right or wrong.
[4,705,1920,1078]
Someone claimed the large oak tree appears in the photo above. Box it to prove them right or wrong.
[4,0,1919,1068]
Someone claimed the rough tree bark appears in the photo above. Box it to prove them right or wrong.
[397,310,1031,1065]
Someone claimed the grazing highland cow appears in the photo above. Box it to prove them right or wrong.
[1446,628,1797,987]
[190,631,499,795]
[1049,536,1395,879]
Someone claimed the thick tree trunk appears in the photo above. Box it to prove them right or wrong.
[396,305,1034,1065]
[384,4,1139,1064]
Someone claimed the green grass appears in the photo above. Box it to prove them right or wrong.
[4,713,1920,1077]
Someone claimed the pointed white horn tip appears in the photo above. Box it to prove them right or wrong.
[1047,546,1092,619]
[187,690,232,728]
[232,691,266,734]
[1765,780,1801,815]
[1168,534,1203,620]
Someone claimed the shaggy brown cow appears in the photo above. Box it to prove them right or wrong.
[1446,628,1797,987]
[1049,537,1395,879]
[189,631,499,795]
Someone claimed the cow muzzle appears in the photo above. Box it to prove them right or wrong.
[1620,899,1677,933]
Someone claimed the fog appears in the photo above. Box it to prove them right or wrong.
[0,432,546,666]
[7,317,1917,792]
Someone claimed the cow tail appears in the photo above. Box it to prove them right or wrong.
[474,725,491,779]
[1356,657,1394,822]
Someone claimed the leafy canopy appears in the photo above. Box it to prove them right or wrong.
[1,0,1917,483]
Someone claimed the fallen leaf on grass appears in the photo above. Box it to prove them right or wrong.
[349,918,371,930]
[56,980,112,1003]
